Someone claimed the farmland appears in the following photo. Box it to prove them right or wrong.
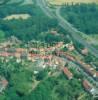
[48,0,98,5]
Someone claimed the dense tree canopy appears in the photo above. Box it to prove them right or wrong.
[61,3,98,34]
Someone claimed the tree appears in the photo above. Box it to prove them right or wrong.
[0,30,5,42]
[84,54,93,63]
[36,70,47,81]
[10,71,32,96]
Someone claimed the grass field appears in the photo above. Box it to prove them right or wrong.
[48,0,98,5]
[81,33,98,45]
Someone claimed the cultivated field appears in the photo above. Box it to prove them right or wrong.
[48,0,98,5]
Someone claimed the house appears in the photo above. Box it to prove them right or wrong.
[95,72,98,81]
[0,52,9,57]
[65,54,75,61]
[81,48,88,55]
[0,76,8,93]
[83,80,95,95]
[16,48,27,53]
[63,67,73,79]
[56,42,64,48]
[50,30,58,35]
[14,52,21,58]
[77,60,97,79]
[65,43,75,51]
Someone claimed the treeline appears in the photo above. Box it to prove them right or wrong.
[0,4,35,18]
[0,4,60,42]
[0,17,58,42]
[61,3,98,34]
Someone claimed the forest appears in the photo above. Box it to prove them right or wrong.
[0,3,60,42]
[61,3,98,34]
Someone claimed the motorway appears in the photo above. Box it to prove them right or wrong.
[36,0,98,58]
[36,0,54,18]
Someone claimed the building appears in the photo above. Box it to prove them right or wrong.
[14,52,21,58]
[50,30,58,35]
[65,43,75,51]
[81,48,88,55]
[0,76,8,93]
[78,61,98,80]
[16,48,27,53]
[83,80,95,95]
[0,52,10,57]
[95,72,98,81]
[63,67,73,79]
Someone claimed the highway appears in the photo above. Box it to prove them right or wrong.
[56,7,98,58]
[36,0,98,58]
[36,0,54,18]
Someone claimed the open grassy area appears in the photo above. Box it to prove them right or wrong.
[48,0,98,5]
[89,34,98,44]
[79,33,98,49]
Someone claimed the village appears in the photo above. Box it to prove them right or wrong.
[0,0,98,99]
[0,40,98,98]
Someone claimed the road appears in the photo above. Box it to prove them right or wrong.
[36,0,98,58]
[56,7,98,58]
[62,55,96,84]
[36,0,54,18]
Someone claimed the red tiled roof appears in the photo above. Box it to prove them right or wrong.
[96,72,98,77]
[1,79,8,87]
[16,48,26,53]
[0,52,9,57]
[83,80,92,91]
[63,67,73,79]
